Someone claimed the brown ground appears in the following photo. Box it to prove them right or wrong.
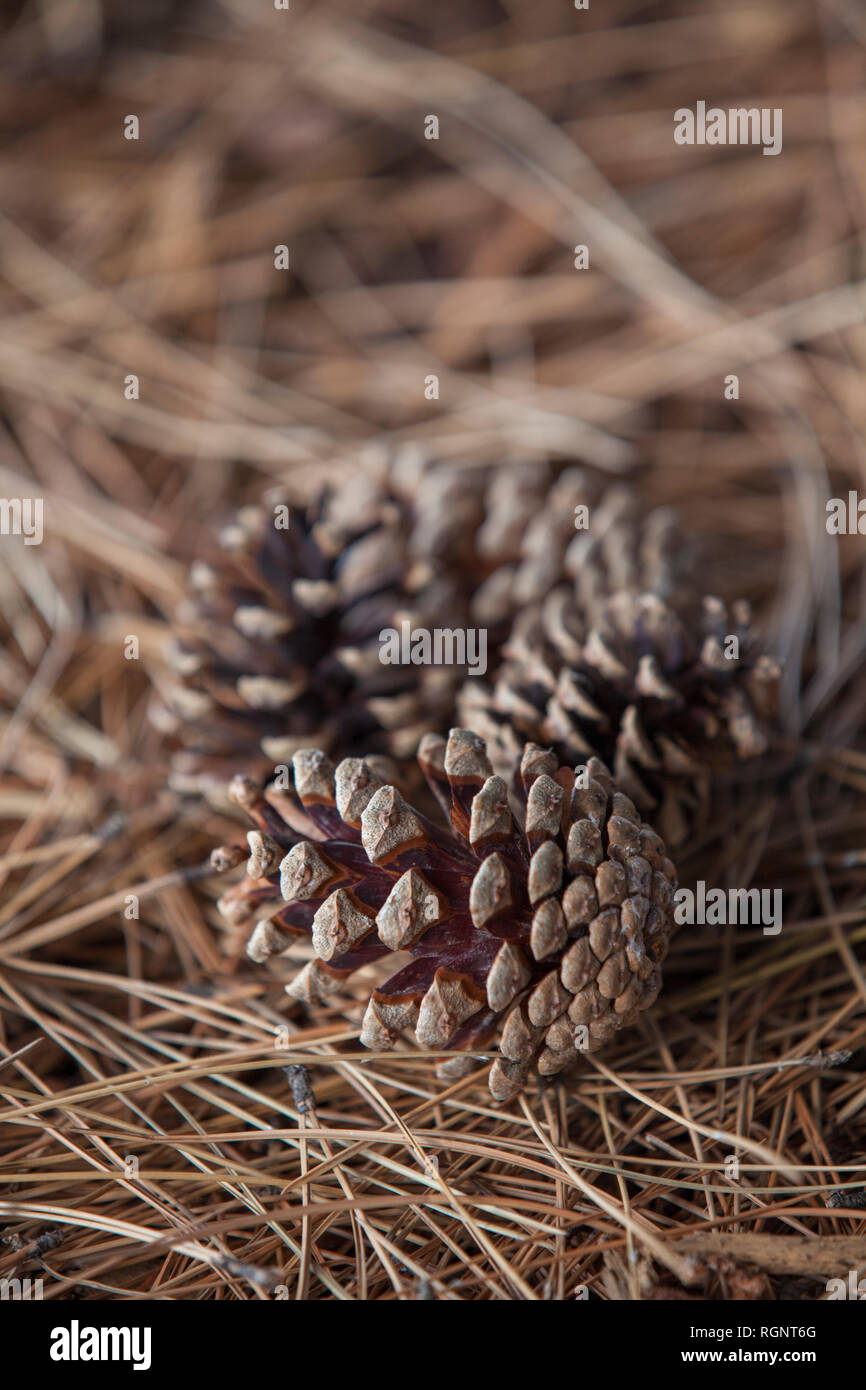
[0,0,865,1299]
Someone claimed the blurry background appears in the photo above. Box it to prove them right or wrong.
[0,0,865,1301]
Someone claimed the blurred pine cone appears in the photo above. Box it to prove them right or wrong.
[213,727,678,1101]
[152,455,487,797]
[461,487,780,847]
[155,455,777,832]
[153,457,611,798]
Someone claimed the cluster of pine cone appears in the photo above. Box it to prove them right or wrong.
[156,454,779,1098]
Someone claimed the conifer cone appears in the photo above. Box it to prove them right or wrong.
[152,457,486,797]
[153,457,613,797]
[212,728,678,1101]
[460,487,780,847]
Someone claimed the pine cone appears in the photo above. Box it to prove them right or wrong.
[152,457,486,796]
[461,488,780,847]
[154,457,615,797]
[213,728,678,1101]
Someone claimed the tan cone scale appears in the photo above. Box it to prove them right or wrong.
[213,728,679,1101]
